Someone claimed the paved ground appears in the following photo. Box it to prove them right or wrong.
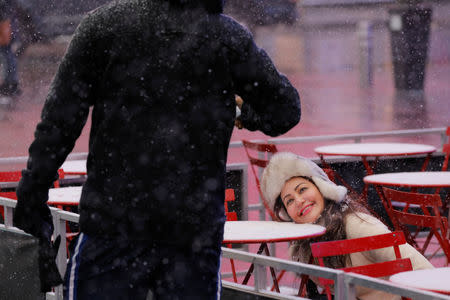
[1,27,449,162]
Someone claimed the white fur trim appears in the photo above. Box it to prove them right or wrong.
[261,152,347,220]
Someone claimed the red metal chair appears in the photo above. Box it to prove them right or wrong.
[242,140,336,294]
[382,187,450,265]
[242,140,336,220]
[0,169,65,198]
[311,231,413,300]
[0,169,74,254]
[438,126,450,214]
[242,140,279,220]
[0,171,23,219]
[225,188,238,222]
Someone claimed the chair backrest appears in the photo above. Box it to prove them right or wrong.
[0,169,66,219]
[0,171,23,217]
[0,171,22,183]
[224,188,237,221]
[311,231,412,297]
[0,171,23,218]
[382,187,447,235]
[242,140,278,219]
[242,140,337,220]
[382,187,450,265]
[0,169,65,196]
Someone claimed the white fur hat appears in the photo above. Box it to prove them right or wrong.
[261,152,347,220]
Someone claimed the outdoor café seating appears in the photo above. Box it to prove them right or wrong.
[0,169,65,219]
[242,139,279,220]
[382,187,450,265]
[311,231,413,300]
[242,139,336,220]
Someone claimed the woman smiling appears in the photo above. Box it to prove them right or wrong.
[261,152,433,300]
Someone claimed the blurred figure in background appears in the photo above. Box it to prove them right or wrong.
[0,0,20,97]
[0,0,43,100]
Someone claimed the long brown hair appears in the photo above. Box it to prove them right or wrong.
[273,178,371,269]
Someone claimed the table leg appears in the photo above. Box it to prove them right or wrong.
[373,185,398,230]
[226,244,238,283]
[420,153,432,171]
[263,243,281,293]
[241,243,280,293]
[361,157,378,201]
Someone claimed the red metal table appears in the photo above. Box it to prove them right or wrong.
[315,143,436,199]
[61,160,87,176]
[46,188,327,293]
[390,267,450,295]
[364,171,450,220]
[48,186,82,207]
[363,171,450,189]
[223,221,326,292]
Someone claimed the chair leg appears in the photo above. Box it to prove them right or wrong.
[297,274,309,297]
[270,270,285,292]
[420,231,434,255]
[433,232,450,265]
[229,258,238,283]
[227,244,238,283]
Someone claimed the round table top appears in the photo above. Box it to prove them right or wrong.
[48,186,82,205]
[364,171,450,188]
[61,160,87,175]
[223,221,326,244]
[314,143,436,157]
[390,267,450,295]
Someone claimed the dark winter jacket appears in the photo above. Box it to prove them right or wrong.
[14,0,300,246]
[0,0,12,20]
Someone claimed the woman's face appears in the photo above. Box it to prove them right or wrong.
[280,177,325,224]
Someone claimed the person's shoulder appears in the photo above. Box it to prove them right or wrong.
[344,212,389,239]
[207,14,253,39]
[79,0,141,33]
[84,0,143,21]
[203,13,255,51]
[344,212,386,226]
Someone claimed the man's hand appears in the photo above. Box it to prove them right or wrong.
[13,170,63,291]
[235,95,243,109]
[39,235,63,292]
[235,95,244,129]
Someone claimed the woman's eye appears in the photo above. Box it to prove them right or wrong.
[298,187,307,193]
[286,199,293,206]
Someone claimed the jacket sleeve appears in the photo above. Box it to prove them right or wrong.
[17,12,109,199]
[230,28,300,137]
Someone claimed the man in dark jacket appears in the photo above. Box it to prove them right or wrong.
[13,0,301,298]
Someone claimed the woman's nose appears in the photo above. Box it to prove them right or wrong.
[294,195,305,206]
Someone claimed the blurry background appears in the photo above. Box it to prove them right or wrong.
[0,0,449,162]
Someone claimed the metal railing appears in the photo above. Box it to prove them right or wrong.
[231,127,449,219]
[1,127,447,165]
[2,196,450,300]
[2,127,447,229]
[221,247,450,300]
[1,127,449,297]
[267,127,448,148]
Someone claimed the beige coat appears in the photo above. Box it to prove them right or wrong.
[344,212,433,300]
[290,212,433,300]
